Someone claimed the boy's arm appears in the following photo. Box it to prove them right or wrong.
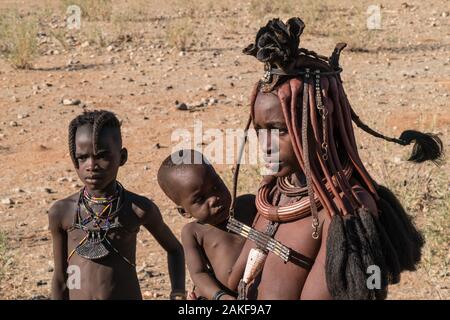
[141,200,186,299]
[181,224,235,300]
[48,202,69,300]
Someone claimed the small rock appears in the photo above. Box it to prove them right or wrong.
[204,84,216,91]
[1,198,14,205]
[58,177,68,182]
[36,280,47,287]
[47,267,54,273]
[43,187,53,194]
[178,51,186,57]
[12,96,19,102]
[66,59,79,66]
[442,12,449,18]
[9,121,18,127]
[62,99,81,106]
[208,98,218,105]
[81,41,90,48]
[393,157,402,164]
[143,165,150,171]
[176,102,189,111]
[166,85,173,90]
[106,45,114,52]
[17,113,29,119]
[154,143,161,149]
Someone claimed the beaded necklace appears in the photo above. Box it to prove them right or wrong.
[67,182,136,267]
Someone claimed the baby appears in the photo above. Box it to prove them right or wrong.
[157,149,257,300]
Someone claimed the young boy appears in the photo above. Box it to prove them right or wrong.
[157,149,257,300]
[49,110,186,300]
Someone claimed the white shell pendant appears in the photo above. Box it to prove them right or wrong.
[242,248,267,284]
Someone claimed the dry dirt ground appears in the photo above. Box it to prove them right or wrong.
[0,0,449,299]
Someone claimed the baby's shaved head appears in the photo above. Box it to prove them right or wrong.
[157,149,212,203]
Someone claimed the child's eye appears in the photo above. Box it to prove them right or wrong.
[77,155,88,161]
[195,196,204,204]
[96,152,110,159]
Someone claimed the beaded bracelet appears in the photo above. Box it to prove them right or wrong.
[212,290,227,300]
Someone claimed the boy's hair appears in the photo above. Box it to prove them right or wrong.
[68,110,122,168]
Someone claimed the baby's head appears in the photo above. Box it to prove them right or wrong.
[157,149,231,226]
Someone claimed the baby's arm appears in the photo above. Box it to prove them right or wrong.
[181,223,235,300]
[139,198,186,299]
[48,201,69,300]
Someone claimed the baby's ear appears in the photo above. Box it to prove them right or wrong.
[176,206,192,219]
[119,148,128,166]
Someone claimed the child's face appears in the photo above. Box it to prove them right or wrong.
[172,165,231,225]
[74,124,126,193]
[253,92,299,177]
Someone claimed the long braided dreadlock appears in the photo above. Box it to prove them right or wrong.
[68,110,122,168]
[240,17,444,300]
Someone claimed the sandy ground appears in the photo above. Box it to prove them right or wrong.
[0,0,449,299]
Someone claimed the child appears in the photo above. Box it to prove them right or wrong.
[49,110,186,300]
[157,149,257,300]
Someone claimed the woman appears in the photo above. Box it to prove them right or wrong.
[226,17,443,300]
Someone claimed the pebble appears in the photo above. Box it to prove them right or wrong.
[176,102,188,110]
[9,121,18,127]
[62,99,81,106]
[36,280,47,287]
[43,187,53,194]
[1,198,14,205]
[204,84,216,91]
[17,113,29,119]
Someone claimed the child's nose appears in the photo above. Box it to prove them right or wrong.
[85,157,99,171]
